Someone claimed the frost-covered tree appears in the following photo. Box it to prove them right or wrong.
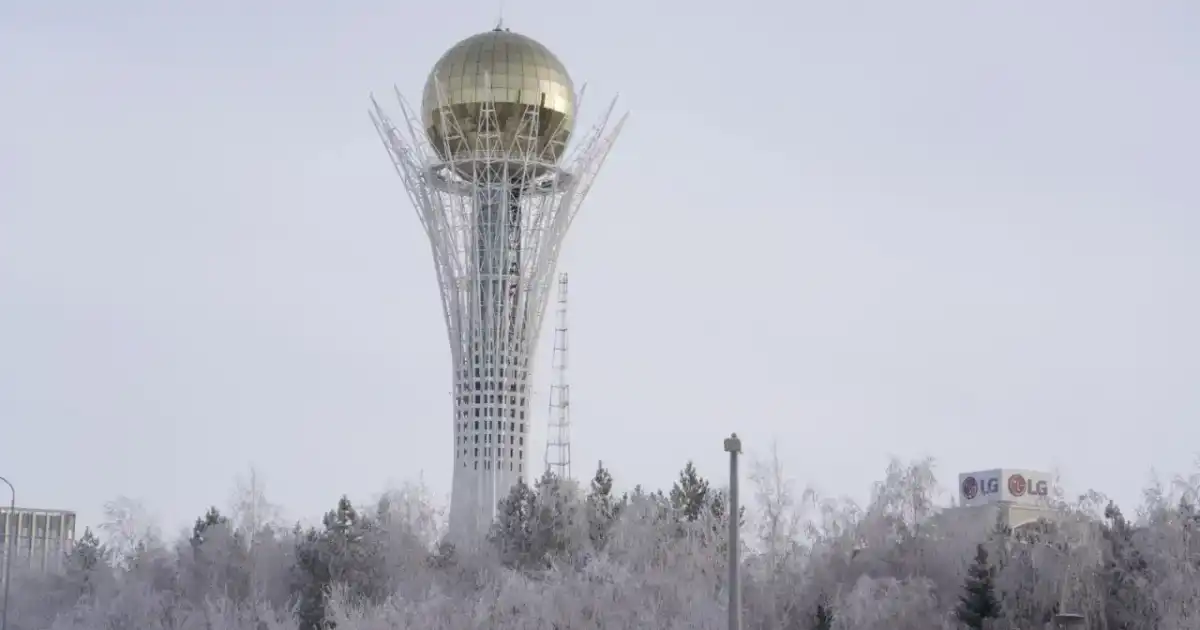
[185,506,251,605]
[491,477,539,569]
[832,575,948,630]
[32,454,1200,630]
[587,460,621,550]
[98,495,158,569]
[490,471,587,571]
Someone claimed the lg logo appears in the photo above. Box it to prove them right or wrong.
[1007,474,1049,497]
[961,476,1000,500]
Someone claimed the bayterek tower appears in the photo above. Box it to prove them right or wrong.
[370,26,625,539]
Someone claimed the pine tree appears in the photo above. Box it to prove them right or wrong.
[957,543,1001,629]
[531,470,579,565]
[1102,501,1155,629]
[70,527,104,572]
[290,496,384,630]
[490,478,538,568]
[291,524,330,630]
[587,461,618,550]
[63,527,106,599]
[323,495,384,601]
[670,461,711,522]
[191,506,228,546]
[812,599,834,630]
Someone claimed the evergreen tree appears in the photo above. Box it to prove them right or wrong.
[290,496,385,630]
[670,461,711,522]
[533,470,586,565]
[62,527,107,599]
[812,598,834,630]
[191,506,228,546]
[291,524,330,630]
[491,478,538,568]
[186,505,251,604]
[587,461,619,550]
[1101,501,1155,630]
[322,495,384,601]
[70,527,105,572]
[956,543,1001,629]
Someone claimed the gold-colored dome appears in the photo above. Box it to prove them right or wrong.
[422,29,575,167]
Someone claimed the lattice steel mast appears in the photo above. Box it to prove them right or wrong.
[544,272,571,480]
[369,28,624,540]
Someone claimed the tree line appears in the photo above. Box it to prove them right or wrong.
[7,455,1200,630]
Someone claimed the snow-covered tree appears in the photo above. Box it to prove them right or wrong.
[31,454,1200,630]
[586,460,621,550]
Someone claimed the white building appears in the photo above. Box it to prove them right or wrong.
[955,468,1057,530]
[1,507,76,577]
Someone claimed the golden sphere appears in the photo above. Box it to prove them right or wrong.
[422,29,576,167]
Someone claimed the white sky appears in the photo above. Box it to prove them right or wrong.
[2,0,1198,534]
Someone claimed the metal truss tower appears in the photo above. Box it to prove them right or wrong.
[544,272,571,480]
[369,28,624,540]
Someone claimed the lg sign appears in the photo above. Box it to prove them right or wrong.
[960,476,1000,500]
[1008,474,1049,497]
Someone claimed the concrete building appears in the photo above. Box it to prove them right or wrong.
[1,507,77,576]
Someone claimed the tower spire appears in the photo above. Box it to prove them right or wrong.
[545,272,572,480]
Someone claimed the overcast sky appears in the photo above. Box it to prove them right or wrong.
[2,0,1198,535]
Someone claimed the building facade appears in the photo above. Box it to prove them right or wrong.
[1,507,77,576]
[957,468,1057,529]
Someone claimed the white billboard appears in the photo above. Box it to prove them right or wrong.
[958,469,1053,507]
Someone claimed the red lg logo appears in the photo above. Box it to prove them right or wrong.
[1008,474,1027,497]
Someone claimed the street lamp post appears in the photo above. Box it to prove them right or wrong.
[0,476,13,630]
[723,433,742,630]
[1032,540,1085,629]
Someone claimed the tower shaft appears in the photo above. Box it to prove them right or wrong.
[545,272,571,480]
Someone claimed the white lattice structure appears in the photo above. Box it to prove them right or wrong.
[369,28,624,539]
[545,272,572,480]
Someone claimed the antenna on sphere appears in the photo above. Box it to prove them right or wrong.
[495,0,505,31]
[545,272,571,480]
